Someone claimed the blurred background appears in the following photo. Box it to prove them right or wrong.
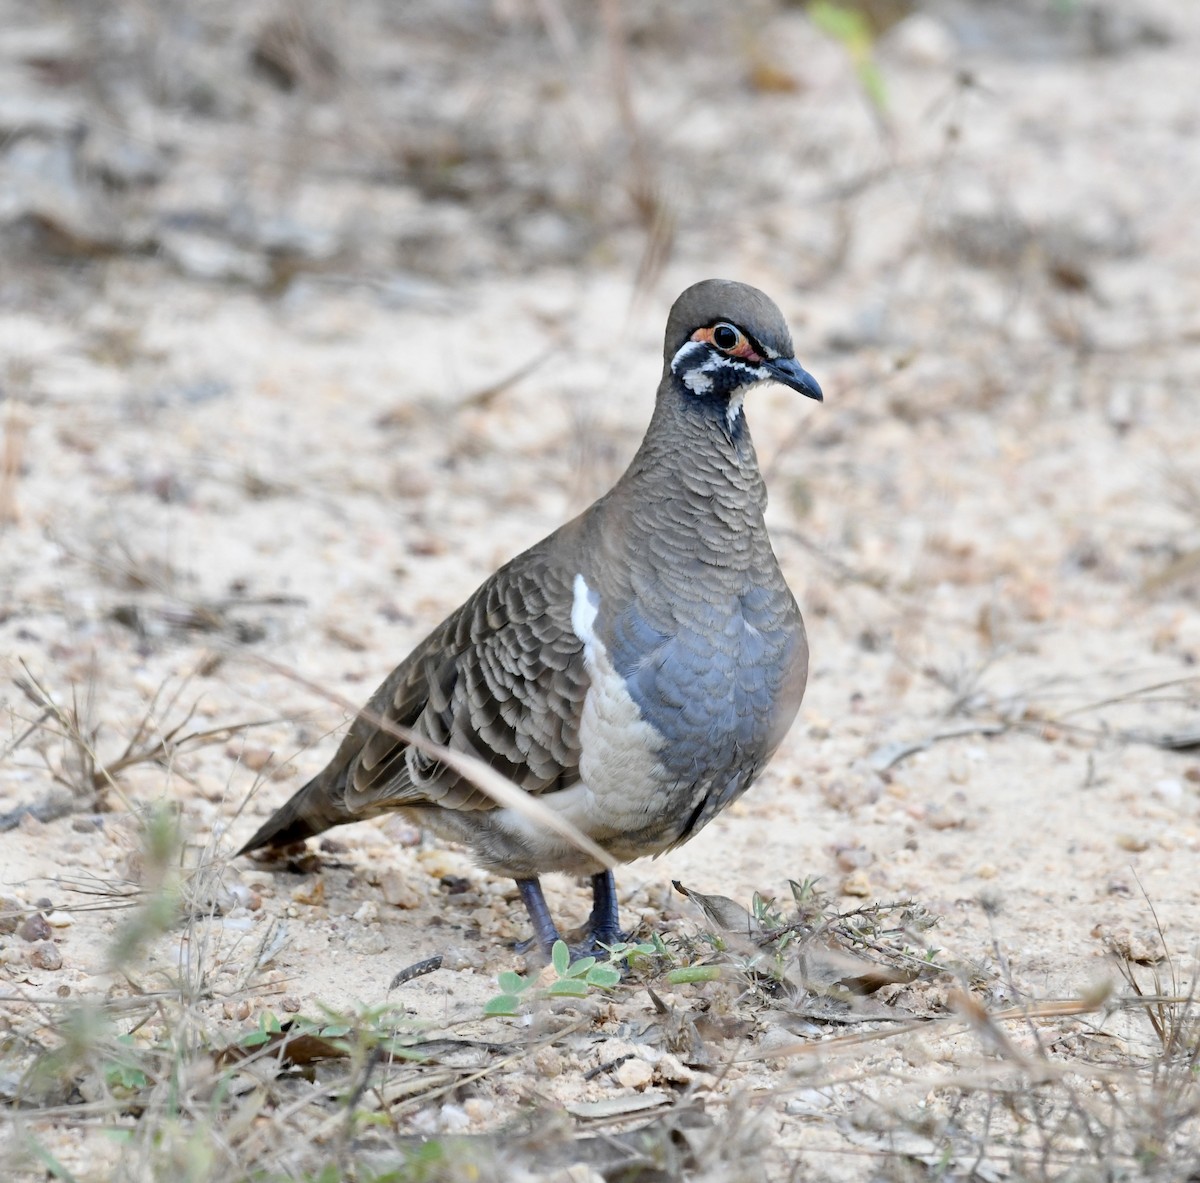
[3,0,1196,719]
[4,2,1200,1178]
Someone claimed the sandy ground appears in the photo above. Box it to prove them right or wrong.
[2,1,1200,1179]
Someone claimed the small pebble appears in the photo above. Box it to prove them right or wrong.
[417,848,469,879]
[350,930,388,955]
[758,1027,802,1054]
[840,870,872,898]
[353,901,380,925]
[0,898,21,935]
[439,1103,471,1133]
[1094,925,1163,964]
[534,1047,564,1078]
[615,1057,654,1091]
[1152,778,1183,803]
[926,806,967,831]
[29,941,63,970]
[655,1053,693,1084]
[280,995,301,1013]
[1116,833,1150,853]
[380,870,422,909]
[291,880,325,906]
[441,945,483,971]
[463,1097,494,1123]
[18,913,52,943]
[834,845,872,872]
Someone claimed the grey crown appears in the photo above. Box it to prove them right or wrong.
[239,278,823,954]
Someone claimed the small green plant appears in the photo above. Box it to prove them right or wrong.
[235,1003,426,1069]
[807,1,887,112]
[103,1034,152,1095]
[665,965,722,985]
[484,939,641,1015]
[108,803,183,970]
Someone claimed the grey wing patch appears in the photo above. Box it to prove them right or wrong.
[342,557,588,815]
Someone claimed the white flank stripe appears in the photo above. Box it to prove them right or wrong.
[726,390,745,431]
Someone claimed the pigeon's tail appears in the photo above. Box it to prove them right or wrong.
[237,772,349,856]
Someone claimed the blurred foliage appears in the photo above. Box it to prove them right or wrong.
[807,0,888,110]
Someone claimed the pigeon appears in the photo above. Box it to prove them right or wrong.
[239,279,822,954]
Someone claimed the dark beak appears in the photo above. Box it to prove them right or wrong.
[765,356,823,402]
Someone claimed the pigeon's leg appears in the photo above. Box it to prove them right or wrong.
[515,877,562,956]
[586,870,627,947]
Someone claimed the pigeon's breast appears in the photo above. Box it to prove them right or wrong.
[602,575,806,793]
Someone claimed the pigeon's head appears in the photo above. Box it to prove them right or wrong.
[662,279,823,413]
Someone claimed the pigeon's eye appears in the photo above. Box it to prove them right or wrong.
[712,323,740,350]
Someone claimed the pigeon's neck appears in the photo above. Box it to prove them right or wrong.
[627,375,766,504]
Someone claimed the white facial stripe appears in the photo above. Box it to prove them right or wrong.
[670,339,709,377]
[672,340,771,410]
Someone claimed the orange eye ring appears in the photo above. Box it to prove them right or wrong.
[691,323,761,362]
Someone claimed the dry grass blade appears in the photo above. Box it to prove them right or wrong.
[456,347,556,411]
[9,660,282,809]
[742,995,1116,1064]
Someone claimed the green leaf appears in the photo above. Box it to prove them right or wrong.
[546,978,589,997]
[551,939,570,977]
[497,970,528,994]
[858,61,887,110]
[483,994,521,1016]
[319,1023,352,1038]
[808,0,871,51]
[806,1,887,112]
[565,956,596,977]
[623,941,657,960]
[105,1062,149,1091]
[585,965,621,988]
[666,965,722,984]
